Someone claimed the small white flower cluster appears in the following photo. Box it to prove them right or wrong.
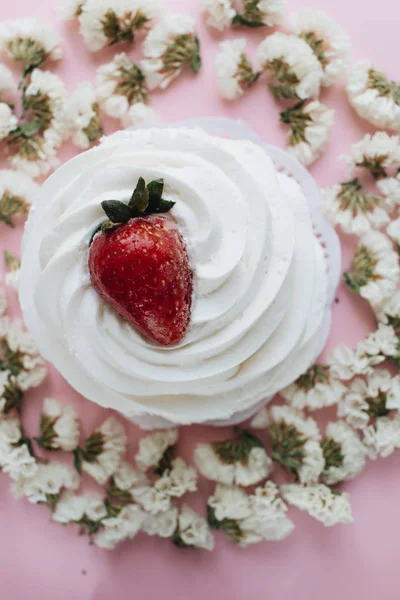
[208,481,294,547]
[281,363,346,411]
[252,405,324,485]
[347,60,400,131]
[0,18,63,73]
[215,39,260,101]
[322,421,366,485]
[12,462,80,505]
[77,0,162,52]
[79,416,127,484]
[0,169,39,228]
[141,14,201,91]
[281,484,353,526]
[195,428,272,486]
[0,418,37,481]
[344,230,400,308]
[343,132,400,181]
[0,64,16,100]
[37,398,80,452]
[0,64,18,140]
[201,0,286,30]
[96,53,156,126]
[64,82,103,150]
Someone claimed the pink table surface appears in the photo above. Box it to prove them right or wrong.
[0,0,399,599]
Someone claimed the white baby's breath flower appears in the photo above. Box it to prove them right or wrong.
[135,429,178,472]
[200,0,236,31]
[96,53,154,125]
[338,369,395,430]
[131,484,171,515]
[328,344,359,380]
[215,39,260,100]
[281,483,353,526]
[64,82,103,150]
[55,0,85,20]
[195,429,272,487]
[356,324,399,364]
[342,132,400,180]
[267,406,323,483]
[378,173,400,211]
[347,60,400,131]
[233,0,286,28]
[24,69,68,140]
[78,0,162,52]
[95,504,146,549]
[37,398,79,451]
[176,505,214,551]
[155,457,197,498]
[141,14,201,91]
[344,231,400,307]
[376,290,400,330]
[0,103,17,141]
[290,9,350,86]
[322,421,366,485]
[9,128,61,179]
[79,417,127,484]
[112,461,149,492]
[142,507,178,538]
[0,169,37,227]
[257,32,323,100]
[362,415,400,459]
[0,64,16,99]
[12,462,79,504]
[1,444,38,481]
[52,492,107,524]
[0,417,22,447]
[281,100,335,167]
[207,484,252,521]
[0,19,62,76]
[239,481,294,547]
[281,363,346,410]
[321,179,390,235]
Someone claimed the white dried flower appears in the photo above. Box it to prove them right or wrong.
[257,32,323,100]
[79,417,127,484]
[135,429,178,472]
[5,270,19,292]
[290,9,350,86]
[1,444,38,481]
[376,290,400,329]
[112,461,149,492]
[342,132,400,180]
[0,64,16,99]
[387,217,400,245]
[344,231,400,307]
[239,482,294,547]
[0,169,38,227]
[378,173,400,211]
[250,406,269,429]
[268,405,321,440]
[155,457,197,498]
[281,363,346,410]
[95,504,146,549]
[0,19,62,76]
[9,128,61,179]
[0,417,22,448]
[338,369,395,430]
[96,53,155,125]
[176,505,214,551]
[52,492,107,524]
[55,0,85,20]
[362,415,400,459]
[64,82,103,149]
[37,398,79,451]
[12,462,79,504]
[0,103,17,141]
[208,484,252,521]
[233,0,286,28]
[347,60,400,131]
[141,14,201,91]
[321,179,390,235]
[281,100,335,167]
[322,421,366,485]
[195,430,272,487]
[78,0,162,52]
[0,284,7,316]
[131,484,171,515]
[200,0,236,31]
[281,483,353,526]
[215,39,260,101]
[356,324,399,364]
[24,69,68,141]
[142,507,178,538]
[328,344,359,380]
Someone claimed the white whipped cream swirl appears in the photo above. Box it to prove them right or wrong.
[20,127,328,425]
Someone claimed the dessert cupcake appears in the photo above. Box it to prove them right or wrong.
[19,122,339,428]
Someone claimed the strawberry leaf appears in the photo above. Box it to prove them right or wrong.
[147,178,164,202]
[129,177,149,214]
[154,199,176,213]
[101,200,133,224]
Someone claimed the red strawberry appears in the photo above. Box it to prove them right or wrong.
[88,178,192,346]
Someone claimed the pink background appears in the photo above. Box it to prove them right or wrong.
[0,0,399,599]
